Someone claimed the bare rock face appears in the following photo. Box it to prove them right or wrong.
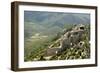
[43,24,86,60]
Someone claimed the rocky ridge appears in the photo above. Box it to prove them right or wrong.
[33,24,90,61]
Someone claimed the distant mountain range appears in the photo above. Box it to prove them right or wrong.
[24,11,90,39]
[24,11,90,27]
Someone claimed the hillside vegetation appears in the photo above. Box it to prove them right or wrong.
[24,11,90,61]
[24,24,90,61]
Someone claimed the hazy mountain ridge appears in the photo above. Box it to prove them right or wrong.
[24,11,90,26]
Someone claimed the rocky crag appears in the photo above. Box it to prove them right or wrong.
[34,24,90,61]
